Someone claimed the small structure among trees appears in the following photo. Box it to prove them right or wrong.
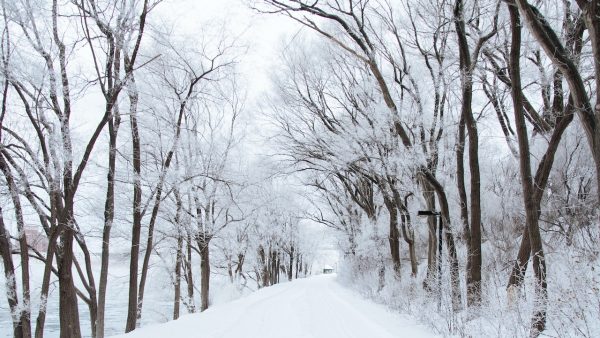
[322,265,334,274]
[24,226,48,253]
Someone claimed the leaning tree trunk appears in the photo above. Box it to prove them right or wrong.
[0,207,24,338]
[0,154,31,338]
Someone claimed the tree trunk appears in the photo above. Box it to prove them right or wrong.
[173,233,183,320]
[235,253,245,280]
[507,6,547,335]
[420,178,437,290]
[57,210,82,338]
[125,74,142,333]
[97,111,119,338]
[456,114,470,242]
[35,223,60,338]
[454,0,483,307]
[295,253,300,279]
[270,248,277,285]
[258,245,269,287]
[400,213,418,277]
[200,238,210,311]
[506,3,580,295]
[185,234,195,313]
[227,257,234,283]
[288,246,294,281]
[421,170,462,310]
[0,154,31,338]
[384,197,401,277]
[136,184,165,322]
[275,252,280,284]
[514,0,600,217]
[0,207,24,338]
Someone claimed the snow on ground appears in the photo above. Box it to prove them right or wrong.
[112,274,438,338]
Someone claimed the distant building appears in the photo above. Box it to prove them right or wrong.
[24,226,48,252]
[322,265,334,274]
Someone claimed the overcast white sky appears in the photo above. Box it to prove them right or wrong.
[157,0,302,98]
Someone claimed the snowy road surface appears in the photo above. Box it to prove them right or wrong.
[112,274,438,338]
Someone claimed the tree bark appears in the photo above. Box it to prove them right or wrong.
[507,0,581,295]
[0,207,24,338]
[383,196,401,277]
[34,224,60,338]
[184,234,195,313]
[400,213,418,277]
[420,178,437,289]
[507,6,547,335]
[514,0,600,210]
[258,245,269,287]
[420,170,462,310]
[97,102,120,338]
[456,114,470,242]
[199,237,210,311]
[125,69,142,333]
[0,154,31,338]
[173,233,183,320]
[288,246,294,281]
[454,0,484,307]
[57,210,82,338]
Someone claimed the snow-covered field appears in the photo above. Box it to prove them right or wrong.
[112,274,438,338]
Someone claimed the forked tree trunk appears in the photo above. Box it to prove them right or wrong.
[400,213,418,277]
[514,0,600,222]
[391,188,417,277]
[506,0,581,307]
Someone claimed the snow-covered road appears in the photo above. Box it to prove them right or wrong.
[112,274,438,338]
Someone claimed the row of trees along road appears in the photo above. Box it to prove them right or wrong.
[257,0,600,337]
[1,0,600,337]
[0,1,316,338]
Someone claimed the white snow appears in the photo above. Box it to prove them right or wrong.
[111,274,438,338]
